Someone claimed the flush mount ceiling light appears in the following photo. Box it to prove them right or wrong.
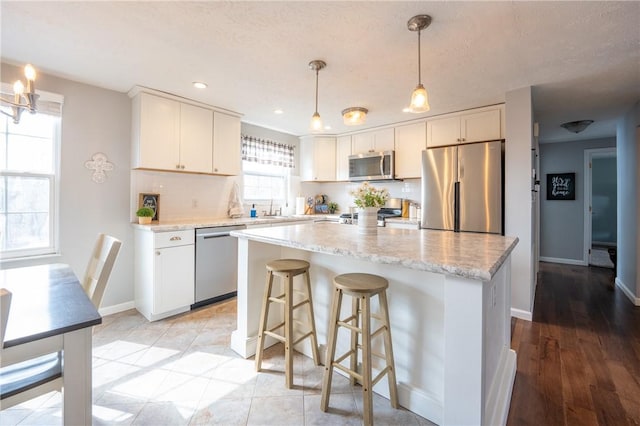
[0,63,39,124]
[342,107,368,126]
[407,15,432,113]
[309,59,326,132]
[192,81,208,89]
[561,120,594,133]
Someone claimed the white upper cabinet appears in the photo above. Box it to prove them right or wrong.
[179,103,213,173]
[131,89,241,175]
[352,128,395,154]
[335,135,352,181]
[300,136,336,182]
[133,93,181,171]
[213,112,241,175]
[427,106,503,147]
[394,122,426,179]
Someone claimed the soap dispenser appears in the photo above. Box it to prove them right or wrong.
[250,204,257,218]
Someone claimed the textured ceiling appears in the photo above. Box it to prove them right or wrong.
[1,1,638,143]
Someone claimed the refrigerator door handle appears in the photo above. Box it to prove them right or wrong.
[454,181,460,232]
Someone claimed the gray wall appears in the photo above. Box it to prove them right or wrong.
[592,156,617,244]
[616,101,639,303]
[539,137,616,262]
[1,63,133,311]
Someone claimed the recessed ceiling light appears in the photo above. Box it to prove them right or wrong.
[402,107,411,113]
[324,125,332,130]
[192,81,207,89]
[274,109,283,114]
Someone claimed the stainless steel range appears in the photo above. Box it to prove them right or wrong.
[338,198,403,227]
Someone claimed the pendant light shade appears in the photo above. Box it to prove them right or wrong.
[407,15,431,113]
[410,84,429,113]
[309,60,326,131]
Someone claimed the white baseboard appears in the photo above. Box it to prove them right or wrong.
[540,256,586,266]
[98,301,135,317]
[616,278,640,306]
[511,308,532,321]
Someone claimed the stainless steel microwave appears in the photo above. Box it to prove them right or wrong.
[348,151,395,181]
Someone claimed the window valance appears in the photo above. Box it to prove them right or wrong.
[241,134,295,168]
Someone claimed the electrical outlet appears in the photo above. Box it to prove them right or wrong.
[192,199,198,208]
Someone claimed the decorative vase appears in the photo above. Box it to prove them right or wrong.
[138,216,152,225]
[357,207,378,235]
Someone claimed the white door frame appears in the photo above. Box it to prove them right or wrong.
[583,147,617,265]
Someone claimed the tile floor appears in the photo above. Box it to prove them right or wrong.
[1,299,433,425]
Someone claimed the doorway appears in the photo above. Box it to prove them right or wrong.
[583,148,617,267]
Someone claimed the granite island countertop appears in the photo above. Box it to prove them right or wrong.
[231,222,518,281]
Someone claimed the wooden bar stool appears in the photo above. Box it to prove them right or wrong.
[255,259,320,388]
[321,273,398,425]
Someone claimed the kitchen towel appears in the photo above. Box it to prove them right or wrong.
[227,182,245,218]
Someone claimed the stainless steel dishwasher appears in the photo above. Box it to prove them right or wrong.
[193,225,246,309]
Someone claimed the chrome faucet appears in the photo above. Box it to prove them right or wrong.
[262,200,282,216]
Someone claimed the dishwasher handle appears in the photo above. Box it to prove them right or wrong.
[201,232,230,239]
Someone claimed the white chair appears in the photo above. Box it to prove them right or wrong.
[82,233,122,308]
[1,289,63,410]
[0,234,121,410]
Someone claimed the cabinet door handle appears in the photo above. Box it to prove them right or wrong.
[214,168,218,172]
[170,236,182,241]
[156,251,161,256]
[181,165,185,169]
[175,164,180,169]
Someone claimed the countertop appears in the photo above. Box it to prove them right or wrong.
[231,222,518,281]
[131,215,317,232]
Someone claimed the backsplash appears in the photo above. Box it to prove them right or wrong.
[131,170,420,221]
[131,170,242,221]
[300,179,421,215]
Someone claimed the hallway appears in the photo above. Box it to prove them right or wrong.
[507,262,640,425]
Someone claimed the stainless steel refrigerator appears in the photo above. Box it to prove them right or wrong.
[421,140,504,234]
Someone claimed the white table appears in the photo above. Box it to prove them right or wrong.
[1,264,101,425]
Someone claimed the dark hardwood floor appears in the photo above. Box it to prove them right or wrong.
[507,262,640,426]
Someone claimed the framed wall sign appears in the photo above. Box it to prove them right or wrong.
[139,193,160,221]
[546,173,575,200]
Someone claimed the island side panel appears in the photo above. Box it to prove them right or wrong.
[230,238,283,358]
[443,256,516,426]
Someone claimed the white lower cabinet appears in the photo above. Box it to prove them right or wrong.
[135,229,195,321]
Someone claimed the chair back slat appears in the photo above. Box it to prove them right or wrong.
[1,288,12,346]
[82,233,122,308]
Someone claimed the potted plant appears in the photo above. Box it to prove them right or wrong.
[350,182,389,235]
[328,202,339,214]
[136,207,154,224]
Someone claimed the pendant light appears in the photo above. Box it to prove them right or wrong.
[309,60,326,131]
[407,15,432,113]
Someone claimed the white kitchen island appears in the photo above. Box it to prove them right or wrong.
[230,222,518,426]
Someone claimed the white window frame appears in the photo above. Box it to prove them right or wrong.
[242,161,290,205]
[1,85,63,261]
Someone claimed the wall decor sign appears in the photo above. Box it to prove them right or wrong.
[547,172,575,200]
[139,193,160,221]
[84,152,114,183]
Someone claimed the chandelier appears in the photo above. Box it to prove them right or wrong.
[1,64,39,124]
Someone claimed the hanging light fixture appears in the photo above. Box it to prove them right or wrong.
[342,107,368,126]
[561,120,594,133]
[0,64,39,124]
[407,15,432,113]
[309,60,326,131]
